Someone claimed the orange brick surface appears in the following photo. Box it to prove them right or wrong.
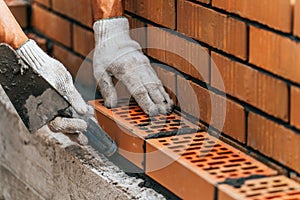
[250,26,300,84]
[294,0,300,37]
[219,176,300,200]
[177,0,247,59]
[291,86,300,129]
[31,4,71,47]
[125,0,176,29]
[52,45,95,86]
[177,76,245,142]
[248,112,300,173]
[52,0,93,27]
[152,64,177,104]
[213,0,292,33]
[33,0,50,7]
[147,26,210,82]
[146,132,276,199]
[73,24,94,57]
[211,52,288,121]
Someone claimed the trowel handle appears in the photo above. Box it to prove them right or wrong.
[84,117,117,157]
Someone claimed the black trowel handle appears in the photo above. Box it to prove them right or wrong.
[85,118,117,157]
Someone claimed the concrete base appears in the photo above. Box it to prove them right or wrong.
[0,86,165,200]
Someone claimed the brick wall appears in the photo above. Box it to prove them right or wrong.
[11,0,300,177]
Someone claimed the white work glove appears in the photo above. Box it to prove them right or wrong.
[93,17,173,116]
[17,39,90,145]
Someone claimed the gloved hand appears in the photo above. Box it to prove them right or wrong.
[16,39,90,145]
[93,17,173,116]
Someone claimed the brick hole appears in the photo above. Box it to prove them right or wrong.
[245,193,261,198]
[229,174,238,177]
[186,157,193,160]
[245,162,252,165]
[221,169,237,173]
[203,166,220,171]
[183,136,192,139]
[162,143,170,146]
[247,183,255,187]
[264,195,282,199]
[191,159,207,163]
[166,116,176,120]
[268,189,285,194]
[159,129,167,132]
[116,111,129,115]
[273,180,281,183]
[216,175,225,179]
[241,166,258,170]
[173,140,190,145]
[260,181,268,185]
[287,191,300,195]
[243,172,251,175]
[140,119,151,123]
[220,147,228,151]
[186,147,201,151]
[229,158,246,163]
[137,123,150,127]
[131,117,141,120]
[207,141,215,144]
[159,139,167,143]
[165,120,171,124]
[240,190,246,193]
[231,154,240,158]
[251,186,268,191]
[170,138,179,141]
[210,172,217,175]
[207,161,226,166]
[181,152,196,156]
[224,163,241,168]
[256,169,265,173]
[203,145,215,149]
[130,113,143,117]
[190,143,203,147]
[169,123,181,126]
[121,107,129,110]
[169,127,179,130]
[111,108,118,112]
[173,149,181,153]
[194,138,205,142]
[139,127,148,130]
[146,130,154,133]
[129,121,137,124]
[211,156,229,160]
[168,145,184,149]
[200,149,213,153]
[195,134,204,138]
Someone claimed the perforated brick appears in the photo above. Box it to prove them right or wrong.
[146,132,277,199]
[90,99,201,169]
[219,175,300,200]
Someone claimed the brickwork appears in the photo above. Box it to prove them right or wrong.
[7,0,300,190]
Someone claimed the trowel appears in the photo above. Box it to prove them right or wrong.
[0,43,117,157]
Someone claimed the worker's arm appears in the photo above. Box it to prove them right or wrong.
[91,0,173,116]
[0,0,91,143]
[0,0,28,49]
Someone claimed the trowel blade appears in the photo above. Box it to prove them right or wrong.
[0,43,69,133]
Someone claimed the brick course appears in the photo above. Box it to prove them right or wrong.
[24,0,300,181]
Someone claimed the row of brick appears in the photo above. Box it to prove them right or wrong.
[152,62,300,174]
[91,98,300,200]
[125,0,298,36]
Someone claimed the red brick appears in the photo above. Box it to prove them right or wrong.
[213,0,292,33]
[33,0,51,7]
[147,26,210,82]
[294,0,300,37]
[211,52,288,121]
[73,24,94,57]
[177,0,247,60]
[31,4,71,47]
[291,86,300,129]
[6,0,28,28]
[52,44,95,86]
[250,26,300,84]
[125,15,147,50]
[177,76,245,142]
[152,64,176,103]
[248,112,300,173]
[52,0,93,27]
[125,0,176,29]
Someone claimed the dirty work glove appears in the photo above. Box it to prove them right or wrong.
[17,39,89,145]
[93,17,173,116]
